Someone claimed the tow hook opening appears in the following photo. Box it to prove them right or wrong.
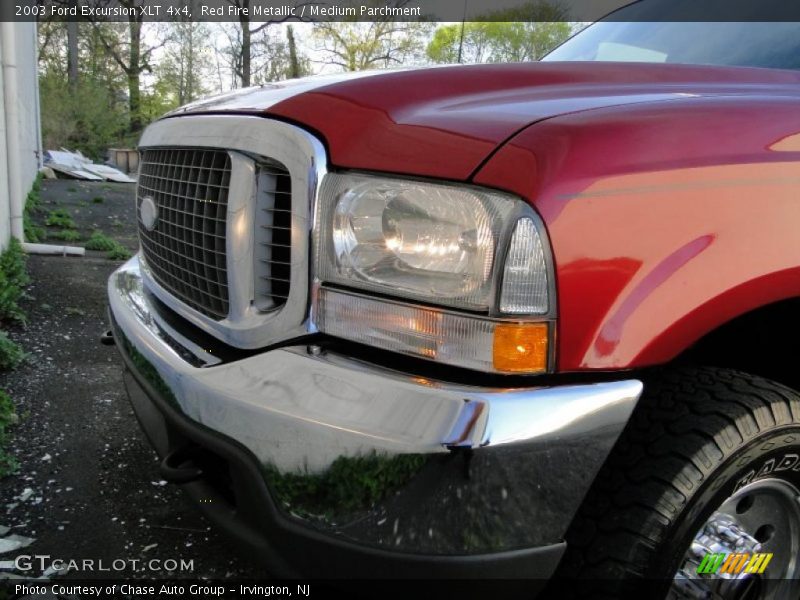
[99,329,115,346]
[160,440,239,509]
[159,444,204,484]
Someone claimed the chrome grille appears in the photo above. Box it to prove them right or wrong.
[254,162,292,311]
[137,148,232,320]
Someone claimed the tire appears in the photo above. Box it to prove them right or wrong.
[553,367,800,599]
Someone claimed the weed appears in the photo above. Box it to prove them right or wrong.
[65,307,86,317]
[107,243,132,261]
[0,390,19,478]
[49,229,82,242]
[46,208,77,229]
[0,331,24,371]
[0,239,29,323]
[84,231,117,251]
[92,196,104,204]
[24,173,45,242]
[67,186,78,193]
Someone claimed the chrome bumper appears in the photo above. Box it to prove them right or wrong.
[109,255,643,556]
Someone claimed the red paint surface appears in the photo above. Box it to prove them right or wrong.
[474,95,800,371]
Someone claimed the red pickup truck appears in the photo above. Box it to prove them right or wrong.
[107,14,800,600]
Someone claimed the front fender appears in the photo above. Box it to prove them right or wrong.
[473,95,800,371]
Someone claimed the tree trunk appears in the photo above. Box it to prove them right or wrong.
[67,1,79,89]
[184,26,194,103]
[128,18,143,133]
[240,0,251,87]
[287,25,300,78]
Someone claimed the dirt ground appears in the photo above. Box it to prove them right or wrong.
[0,180,262,580]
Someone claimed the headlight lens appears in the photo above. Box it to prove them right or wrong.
[318,173,515,311]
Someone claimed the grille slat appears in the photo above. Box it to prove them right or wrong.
[254,161,293,312]
[138,148,231,320]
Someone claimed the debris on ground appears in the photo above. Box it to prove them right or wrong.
[44,149,136,183]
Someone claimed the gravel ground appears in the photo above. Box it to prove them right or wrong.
[0,180,262,581]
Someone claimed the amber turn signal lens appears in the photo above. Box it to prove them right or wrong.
[493,323,549,373]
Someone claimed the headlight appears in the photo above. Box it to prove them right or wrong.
[317,173,515,311]
[315,172,554,373]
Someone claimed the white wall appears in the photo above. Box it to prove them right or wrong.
[0,23,41,252]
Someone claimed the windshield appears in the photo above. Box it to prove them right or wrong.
[543,21,800,71]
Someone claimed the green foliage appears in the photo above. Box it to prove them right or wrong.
[39,71,127,161]
[24,174,45,243]
[46,208,77,229]
[85,231,130,260]
[313,16,431,71]
[84,231,117,251]
[0,390,19,478]
[49,229,82,242]
[0,332,24,371]
[24,213,45,243]
[0,239,30,292]
[265,453,427,519]
[106,244,132,261]
[427,2,573,64]
[92,196,104,204]
[0,240,29,324]
[68,186,78,193]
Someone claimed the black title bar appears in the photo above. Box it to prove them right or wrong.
[3,0,800,23]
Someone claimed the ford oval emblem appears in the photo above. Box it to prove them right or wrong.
[140,196,159,231]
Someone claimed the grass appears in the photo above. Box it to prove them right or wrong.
[85,231,131,260]
[49,229,82,242]
[67,186,78,193]
[46,208,77,229]
[92,196,104,204]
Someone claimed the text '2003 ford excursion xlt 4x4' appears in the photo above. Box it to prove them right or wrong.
[106,11,800,600]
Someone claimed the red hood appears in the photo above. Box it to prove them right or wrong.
[165,62,800,181]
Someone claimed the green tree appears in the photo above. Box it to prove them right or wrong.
[88,1,166,134]
[313,19,431,71]
[39,72,127,159]
[159,11,212,105]
[427,1,573,64]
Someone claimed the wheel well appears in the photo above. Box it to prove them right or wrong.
[675,297,800,390]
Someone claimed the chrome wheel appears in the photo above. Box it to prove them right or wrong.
[672,478,800,599]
